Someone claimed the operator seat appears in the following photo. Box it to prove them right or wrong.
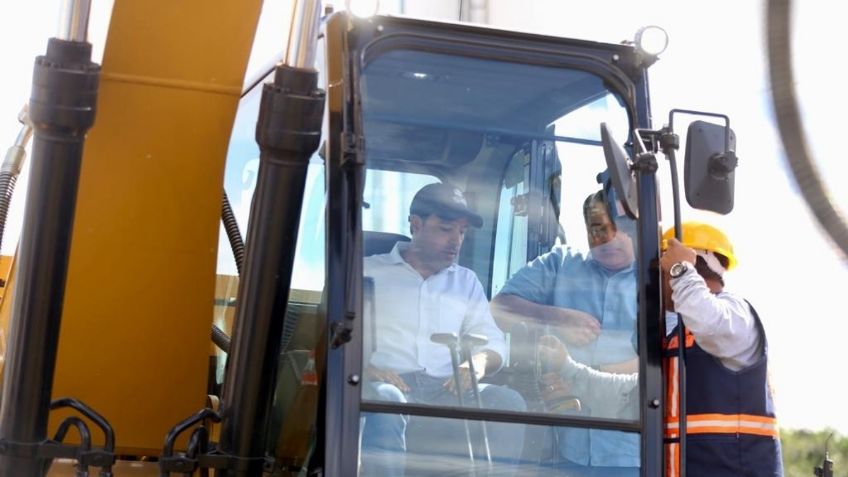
[268,233,412,465]
[363,231,410,257]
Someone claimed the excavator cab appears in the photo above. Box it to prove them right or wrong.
[255,12,656,476]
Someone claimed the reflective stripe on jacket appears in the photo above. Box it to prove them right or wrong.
[663,302,783,477]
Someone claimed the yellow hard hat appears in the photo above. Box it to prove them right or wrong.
[662,221,737,270]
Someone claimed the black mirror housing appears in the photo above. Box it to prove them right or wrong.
[684,120,737,214]
[600,123,638,219]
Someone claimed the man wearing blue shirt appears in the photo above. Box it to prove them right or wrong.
[491,189,639,476]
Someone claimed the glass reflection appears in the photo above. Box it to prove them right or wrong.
[491,188,639,474]
[360,418,640,476]
[361,182,527,475]
[358,47,639,476]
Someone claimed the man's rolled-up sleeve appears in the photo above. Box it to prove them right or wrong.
[498,247,563,305]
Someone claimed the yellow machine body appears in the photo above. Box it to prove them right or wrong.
[0,0,264,455]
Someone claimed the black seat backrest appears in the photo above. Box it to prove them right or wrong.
[363,231,410,257]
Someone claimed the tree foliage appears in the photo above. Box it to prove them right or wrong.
[782,428,847,477]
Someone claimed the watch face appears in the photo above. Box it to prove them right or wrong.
[670,263,686,278]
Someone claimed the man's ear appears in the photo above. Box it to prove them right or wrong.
[409,215,423,236]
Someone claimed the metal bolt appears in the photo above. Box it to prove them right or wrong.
[650,398,660,408]
[376,24,384,32]
[612,54,620,62]
[348,374,361,385]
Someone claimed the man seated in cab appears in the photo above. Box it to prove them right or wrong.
[360,183,527,477]
[491,188,639,474]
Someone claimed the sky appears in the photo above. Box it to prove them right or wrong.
[2,0,847,435]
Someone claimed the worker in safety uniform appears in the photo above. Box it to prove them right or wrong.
[660,222,783,477]
[537,221,784,477]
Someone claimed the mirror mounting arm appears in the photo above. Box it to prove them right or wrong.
[632,152,659,173]
[659,128,679,155]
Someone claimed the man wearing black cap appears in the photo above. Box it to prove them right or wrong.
[360,183,526,476]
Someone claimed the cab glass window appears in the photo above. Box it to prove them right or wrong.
[363,170,439,236]
[491,149,529,296]
[358,47,640,476]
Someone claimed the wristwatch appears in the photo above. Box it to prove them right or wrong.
[669,261,689,279]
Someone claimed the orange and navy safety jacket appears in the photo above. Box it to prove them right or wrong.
[664,302,783,477]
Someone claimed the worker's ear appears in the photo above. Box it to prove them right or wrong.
[409,214,423,235]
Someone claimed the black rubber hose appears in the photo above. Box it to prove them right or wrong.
[767,0,848,259]
[222,189,245,275]
[210,189,244,354]
[211,323,231,354]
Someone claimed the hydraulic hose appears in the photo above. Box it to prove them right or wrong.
[221,189,245,275]
[0,174,19,257]
[211,323,231,354]
[0,107,33,254]
[767,0,848,260]
[210,190,244,354]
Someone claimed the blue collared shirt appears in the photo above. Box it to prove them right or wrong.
[499,245,639,467]
[500,245,637,366]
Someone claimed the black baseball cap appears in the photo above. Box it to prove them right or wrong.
[409,183,483,228]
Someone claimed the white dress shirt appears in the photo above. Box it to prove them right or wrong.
[363,242,507,378]
[561,356,638,420]
[669,266,762,371]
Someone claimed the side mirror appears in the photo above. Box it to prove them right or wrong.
[684,120,737,214]
[600,123,638,219]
